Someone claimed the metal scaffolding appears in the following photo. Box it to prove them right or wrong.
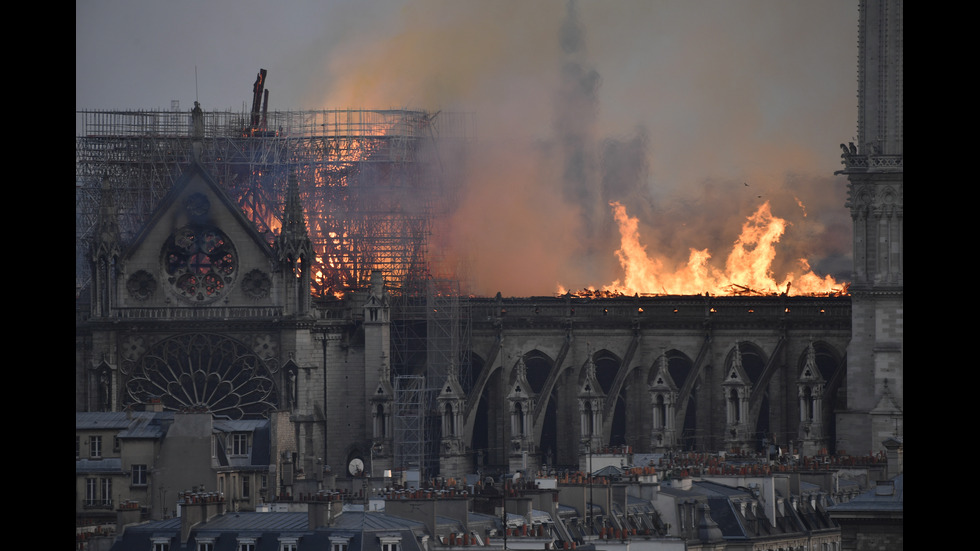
[387,277,472,477]
[394,374,426,478]
[76,107,473,297]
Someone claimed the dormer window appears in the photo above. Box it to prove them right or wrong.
[229,433,250,456]
[378,536,401,551]
[329,536,351,551]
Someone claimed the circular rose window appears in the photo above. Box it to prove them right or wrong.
[162,225,237,303]
[123,333,278,418]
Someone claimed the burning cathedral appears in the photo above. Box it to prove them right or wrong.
[75,2,901,486]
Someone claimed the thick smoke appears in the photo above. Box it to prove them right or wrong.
[101,1,854,297]
[555,0,601,235]
[407,0,854,297]
[77,1,857,297]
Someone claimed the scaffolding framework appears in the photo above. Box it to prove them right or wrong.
[76,108,473,296]
[387,277,473,477]
[394,375,426,476]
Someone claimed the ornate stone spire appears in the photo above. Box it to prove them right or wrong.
[650,346,677,391]
[801,341,820,381]
[276,170,313,262]
[92,175,120,261]
[509,352,535,402]
[732,341,743,372]
[584,344,597,382]
[515,352,527,382]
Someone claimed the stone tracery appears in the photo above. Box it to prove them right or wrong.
[162,225,238,303]
[124,333,279,419]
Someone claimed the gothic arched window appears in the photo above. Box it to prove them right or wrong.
[654,394,666,429]
[729,389,741,423]
[802,387,814,420]
[375,403,388,438]
[584,401,594,435]
[445,403,456,436]
[124,333,278,419]
[514,403,525,436]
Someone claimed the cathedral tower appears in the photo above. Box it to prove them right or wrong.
[837,0,903,453]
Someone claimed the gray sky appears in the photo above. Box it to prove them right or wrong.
[77,0,858,296]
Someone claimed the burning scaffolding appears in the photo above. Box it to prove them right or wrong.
[76,103,473,298]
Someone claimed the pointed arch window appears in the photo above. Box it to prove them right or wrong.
[374,403,388,439]
[513,402,527,436]
[583,401,595,436]
[802,387,814,420]
[654,394,667,429]
[444,403,456,436]
[729,389,742,423]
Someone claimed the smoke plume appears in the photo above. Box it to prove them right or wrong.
[77,0,858,297]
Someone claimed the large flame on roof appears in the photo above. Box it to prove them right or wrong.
[575,201,846,297]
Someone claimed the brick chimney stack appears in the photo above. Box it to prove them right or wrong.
[179,491,225,544]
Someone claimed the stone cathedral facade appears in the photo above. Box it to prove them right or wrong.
[76,0,901,486]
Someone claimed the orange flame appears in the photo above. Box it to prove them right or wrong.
[592,201,846,297]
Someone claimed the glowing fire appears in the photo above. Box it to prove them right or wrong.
[567,201,847,297]
[233,129,392,298]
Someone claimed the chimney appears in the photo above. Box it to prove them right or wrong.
[115,501,142,534]
[437,497,471,533]
[307,495,345,529]
[882,437,903,478]
[146,396,164,413]
[179,491,225,544]
[385,496,440,537]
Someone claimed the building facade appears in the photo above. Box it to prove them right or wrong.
[75,0,902,522]
[75,410,275,525]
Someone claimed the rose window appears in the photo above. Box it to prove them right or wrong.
[126,270,157,301]
[124,333,278,419]
[163,225,237,303]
